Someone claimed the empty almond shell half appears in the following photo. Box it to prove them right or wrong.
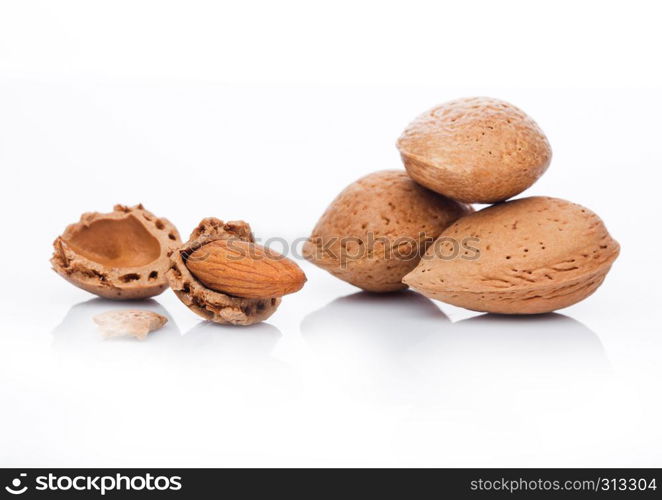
[403,197,620,314]
[51,204,182,299]
[166,218,282,325]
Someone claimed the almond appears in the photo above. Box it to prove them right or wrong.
[185,239,306,299]
[303,170,472,292]
[397,97,551,203]
[166,218,284,325]
[402,197,620,314]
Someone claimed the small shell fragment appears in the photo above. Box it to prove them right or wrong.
[93,310,167,340]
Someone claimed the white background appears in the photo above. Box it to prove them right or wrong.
[0,0,661,467]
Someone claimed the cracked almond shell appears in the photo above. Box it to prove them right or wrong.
[397,97,552,203]
[303,170,472,292]
[166,218,281,325]
[403,196,620,314]
[51,204,182,299]
[93,309,167,340]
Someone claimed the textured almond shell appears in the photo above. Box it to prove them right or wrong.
[166,218,281,325]
[51,204,182,300]
[303,170,472,292]
[93,309,167,340]
[403,197,620,314]
[186,239,306,299]
[397,97,552,203]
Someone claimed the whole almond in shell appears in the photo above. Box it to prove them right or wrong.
[397,97,551,203]
[186,239,306,299]
[403,197,620,314]
[303,170,472,292]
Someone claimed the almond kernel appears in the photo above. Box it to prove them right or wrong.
[185,239,306,299]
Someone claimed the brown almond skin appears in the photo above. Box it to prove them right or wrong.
[403,197,620,314]
[185,239,306,299]
[397,97,551,203]
[303,170,472,292]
